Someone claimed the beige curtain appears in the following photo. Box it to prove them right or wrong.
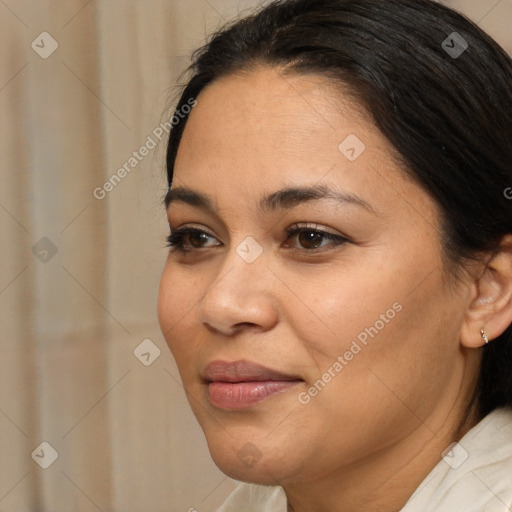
[1,1,510,511]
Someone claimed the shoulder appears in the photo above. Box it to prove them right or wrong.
[402,407,512,512]
[215,481,286,512]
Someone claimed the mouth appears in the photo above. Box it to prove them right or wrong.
[202,360,303,410]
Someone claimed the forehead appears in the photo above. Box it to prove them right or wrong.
[179,67,370,153]
[172,66,428,220]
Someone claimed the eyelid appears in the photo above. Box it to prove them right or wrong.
[286,222,344,236]
[169,222,344,238]
[170,223,216,236]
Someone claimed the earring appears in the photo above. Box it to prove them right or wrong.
[480,328,489,345]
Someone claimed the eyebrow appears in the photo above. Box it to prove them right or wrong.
[164,184,377,215]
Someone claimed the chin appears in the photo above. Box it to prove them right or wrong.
[186,384,318,484]
[208,443,291,485]
[200,424,308,486]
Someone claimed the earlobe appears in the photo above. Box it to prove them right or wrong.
[460,319,488,349]
[460,235,512,349]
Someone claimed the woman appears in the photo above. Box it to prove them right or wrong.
[157,0,512,510]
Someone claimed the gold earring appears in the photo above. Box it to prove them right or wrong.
[480,328,489,345]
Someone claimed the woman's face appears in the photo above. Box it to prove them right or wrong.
[158,67,477,485]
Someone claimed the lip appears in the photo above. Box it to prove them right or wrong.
[202,360,303,410]
[202,360,301,383]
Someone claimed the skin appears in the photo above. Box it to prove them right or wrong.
[158,66,512,512]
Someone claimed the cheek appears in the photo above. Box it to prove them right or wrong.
[293,255,457,416]
[302,269,458,432]
[157,262,203,367]
[289,256,404,369]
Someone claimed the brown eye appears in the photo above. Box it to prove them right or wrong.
[188,231,211,248]
[166,227,220,252]
[297,230,324,249]
[284,224,349,251]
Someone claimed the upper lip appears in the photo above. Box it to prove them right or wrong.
[202,360,302,383]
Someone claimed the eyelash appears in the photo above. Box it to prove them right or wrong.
[165,223,349,254]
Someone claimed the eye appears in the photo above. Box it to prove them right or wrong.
[283,223,349,251]
[166,226,220,253]
[165,223,349,254]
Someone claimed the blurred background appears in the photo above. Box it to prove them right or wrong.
[1,0,511,511]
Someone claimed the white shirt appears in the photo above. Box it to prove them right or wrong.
[216,407,512,511]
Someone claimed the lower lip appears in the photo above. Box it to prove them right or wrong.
[207,380,301,410]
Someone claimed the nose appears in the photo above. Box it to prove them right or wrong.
[198,243,279,337]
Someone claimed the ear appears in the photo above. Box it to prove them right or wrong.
[460,234,512,348]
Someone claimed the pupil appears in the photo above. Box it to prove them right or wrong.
[300,230,321,248]
[191,232,208,247]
